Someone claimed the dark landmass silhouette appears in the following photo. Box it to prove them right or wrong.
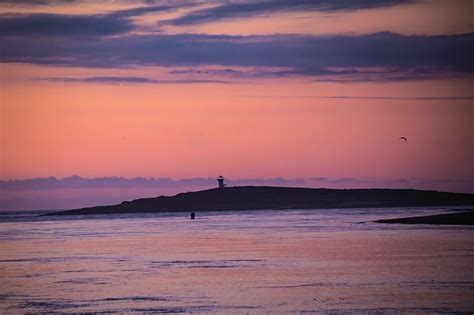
[45,186,474,216]
[375,211,474,225]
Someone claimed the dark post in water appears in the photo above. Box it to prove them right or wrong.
[190,212,195,220]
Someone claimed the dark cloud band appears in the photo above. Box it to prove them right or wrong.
[2,32,472,80]
[0,3,183,36]
[0,13,133,36]
[166,0,415,26]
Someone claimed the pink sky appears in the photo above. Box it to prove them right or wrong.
[0,0,473,210]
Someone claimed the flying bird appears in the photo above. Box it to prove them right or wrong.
[399,137,407,142]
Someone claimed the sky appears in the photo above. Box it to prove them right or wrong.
[0,0,473,210]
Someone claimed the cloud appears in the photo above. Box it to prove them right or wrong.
[228,177,307,186]
[301,96,474,101]
[0,0,183,7]
[35,76,159,83]
[0,4,184,37]
[0,176,306,190]
[308,177,373,184]
[306,176,474,192]
[169,68,245,76]
[108,4,192,18]
[0,0,76,5]
[168,67,359,78]
[34,76,229,84]
[0,13,134,36]
[165,0,414,26]
[168,66,474,82]
[0,176,198,190]
[3,175,473,192]
[309,68,471,83]
[1,31,473,80]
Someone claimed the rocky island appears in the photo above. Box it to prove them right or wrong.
[45,186,474,216]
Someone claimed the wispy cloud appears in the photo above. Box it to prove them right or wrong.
[34,76,229,84]
[108,3,193,18]
[0,176,305,190]
[168,66,474,82]
[299,96,474,101]
[2,176,473,191]
[0,0,77,5]
[306,177,474,189]
[169,68,245,76]
[165,0,415,26]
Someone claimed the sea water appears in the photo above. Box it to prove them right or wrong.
[0,207,473,314]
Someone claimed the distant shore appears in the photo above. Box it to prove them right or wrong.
[375,211,474,226]
[44,186,474,216]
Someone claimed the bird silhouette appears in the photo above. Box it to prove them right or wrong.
[399,137,407,142]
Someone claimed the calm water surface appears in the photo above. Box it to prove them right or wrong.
[0,207,473,314]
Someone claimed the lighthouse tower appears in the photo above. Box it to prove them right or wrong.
[217,175,225,189]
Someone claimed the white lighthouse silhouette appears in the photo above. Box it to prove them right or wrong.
[217,175,225,189]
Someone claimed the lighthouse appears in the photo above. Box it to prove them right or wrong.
[217,175,225,189]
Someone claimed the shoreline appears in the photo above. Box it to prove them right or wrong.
[375,211,474,226]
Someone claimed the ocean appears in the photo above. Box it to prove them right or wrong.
[0,207,473,314]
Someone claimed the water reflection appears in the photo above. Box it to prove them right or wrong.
[0,208,473,313]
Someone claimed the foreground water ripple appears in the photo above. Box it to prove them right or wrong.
[0,207,473,314]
